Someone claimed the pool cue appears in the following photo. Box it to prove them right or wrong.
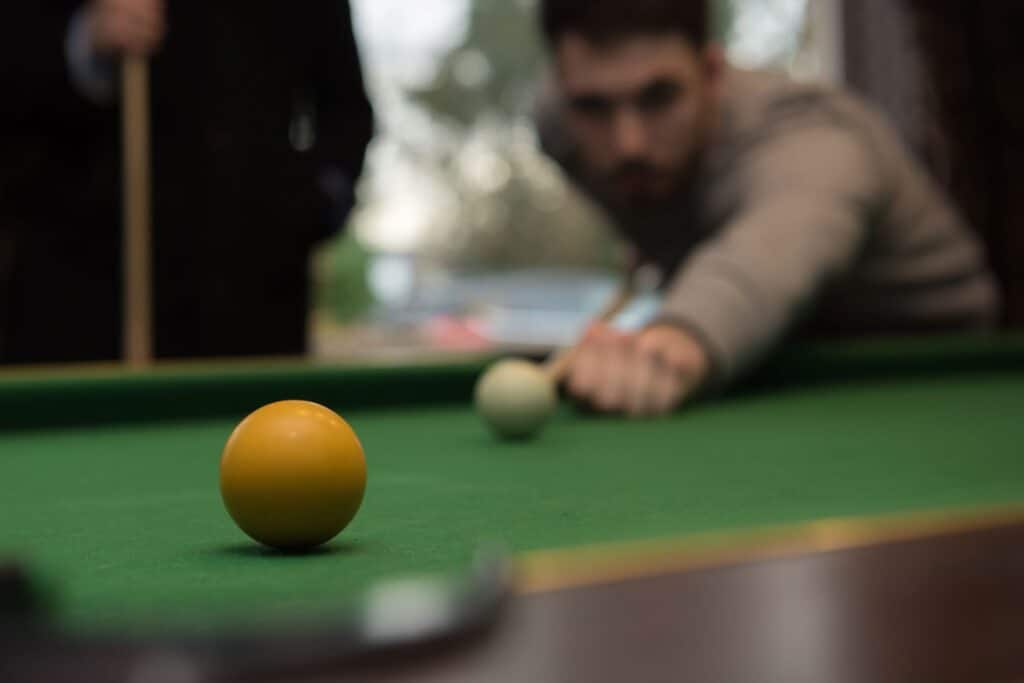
[543,278,636,384]
[121,56,154,368]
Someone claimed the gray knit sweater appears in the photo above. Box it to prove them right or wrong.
[538,67,1000,387]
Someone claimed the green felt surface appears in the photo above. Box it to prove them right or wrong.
[1,336,1023,633]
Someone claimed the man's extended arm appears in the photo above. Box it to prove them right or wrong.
[655,124,880,387]
[563,124,879,415]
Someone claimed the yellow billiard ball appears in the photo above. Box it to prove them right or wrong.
[220,400,367,551]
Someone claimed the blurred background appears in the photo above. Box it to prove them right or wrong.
[313,0,1023,360]
[2,1,1021,364]
[313,0,849,358]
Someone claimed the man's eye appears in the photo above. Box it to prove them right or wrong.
[636,82,682,113]
[570,96,614,119]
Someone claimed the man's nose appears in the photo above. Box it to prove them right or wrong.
[611,109,650,158]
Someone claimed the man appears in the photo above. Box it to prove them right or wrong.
[537,0,999,416]
[0,1,373,363]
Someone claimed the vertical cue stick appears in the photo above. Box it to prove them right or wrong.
[121,56,154,367]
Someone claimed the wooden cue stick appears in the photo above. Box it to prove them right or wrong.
[121,56,154,367]
[543,279,636,384]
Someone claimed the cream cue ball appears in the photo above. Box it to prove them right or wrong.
[475,359,558,439]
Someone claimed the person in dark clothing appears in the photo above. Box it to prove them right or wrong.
[0,0,374,363]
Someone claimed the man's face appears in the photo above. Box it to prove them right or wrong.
[555,33,723,208]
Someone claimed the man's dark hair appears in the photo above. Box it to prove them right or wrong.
[540,0,710,49]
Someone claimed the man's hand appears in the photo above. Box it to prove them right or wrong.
[85,0,166,58]
[565,323,710,417]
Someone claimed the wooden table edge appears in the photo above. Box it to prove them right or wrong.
[516,502,1024,595]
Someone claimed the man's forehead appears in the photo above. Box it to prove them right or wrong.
[556,32,701,95]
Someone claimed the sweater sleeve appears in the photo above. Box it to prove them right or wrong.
[656,124,882,387]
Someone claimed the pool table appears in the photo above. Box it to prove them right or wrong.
[2,334,1023,682]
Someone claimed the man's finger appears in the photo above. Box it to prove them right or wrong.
[94,0,167,54]
[107,0,164,22]
[569,323,617,396]
[636,334,701,415]
[650,370,684,415]
[93,15,158,56]
[592,332,630,412]
[119,28,160,57]
[567,341,602,400]
[118,11,165,48]
[624,344,658,417]
[127,6,165,38]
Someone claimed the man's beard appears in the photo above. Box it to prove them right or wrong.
[600,156,698,211]
[607,160,675,206]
